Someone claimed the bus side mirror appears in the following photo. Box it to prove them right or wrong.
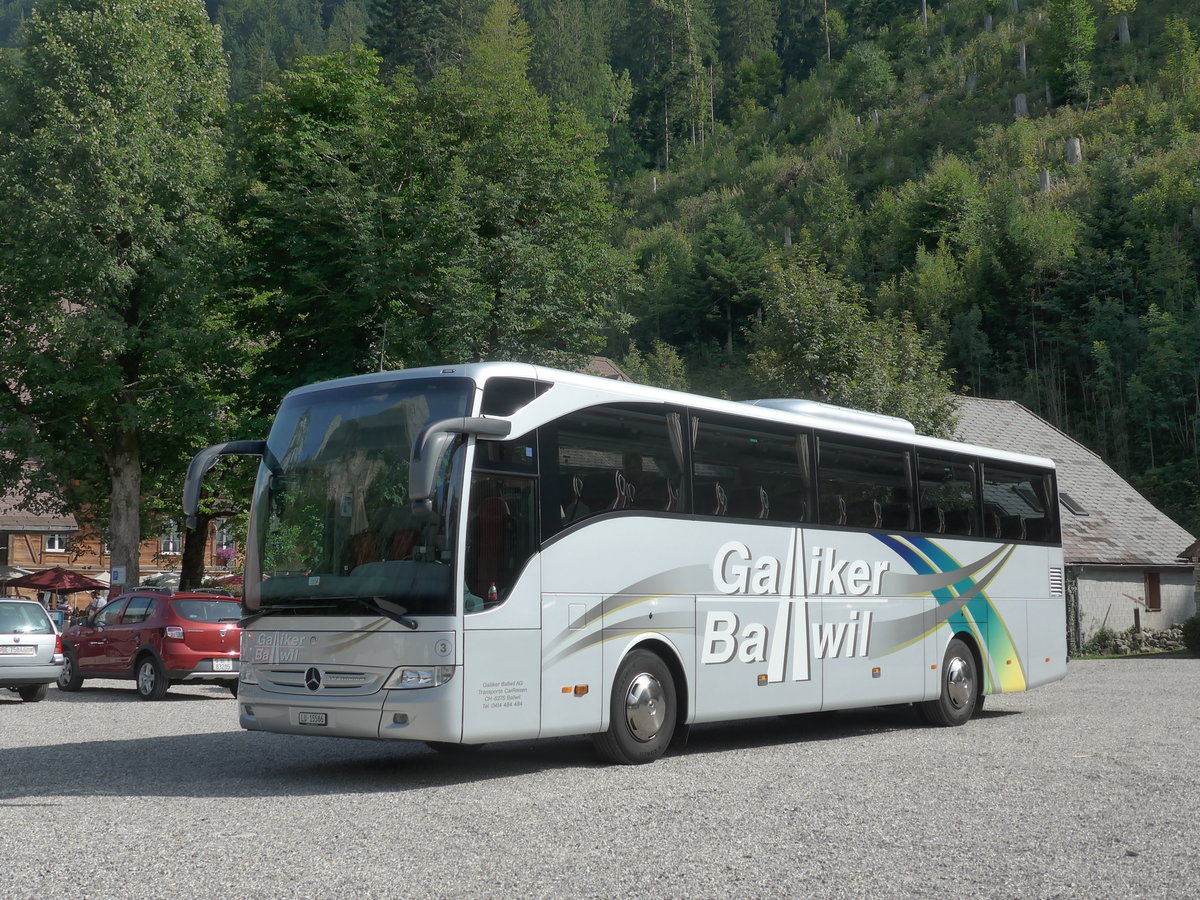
[409,417,512,517]
[183,440,267,529]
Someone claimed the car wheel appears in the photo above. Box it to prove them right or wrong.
[57,650,83,692]
[135,656,170,700]
[592,648,677,765]
[17,683,49,702]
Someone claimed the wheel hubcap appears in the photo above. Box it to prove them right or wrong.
[624,672,666,743]
[138,663,155,694]
[946,656,972,709]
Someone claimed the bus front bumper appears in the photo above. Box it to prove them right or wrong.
[238,681,463,743]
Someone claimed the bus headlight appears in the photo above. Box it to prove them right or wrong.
[384,665,455,689]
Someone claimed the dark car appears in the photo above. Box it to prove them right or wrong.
[58,589,241,700]
[0,598,64,702]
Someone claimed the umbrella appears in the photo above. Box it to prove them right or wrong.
[2,566,108,593]
[0,564,31,582]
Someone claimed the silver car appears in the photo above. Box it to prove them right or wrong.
[0,598,64,702]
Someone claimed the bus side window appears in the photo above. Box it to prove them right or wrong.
[690,415,812,525]
[552,404,685,531]
[917,454,977,538]
[817,439,913,532]
[980,465,1058,544]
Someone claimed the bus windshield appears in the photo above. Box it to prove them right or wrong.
[244,377,473,616]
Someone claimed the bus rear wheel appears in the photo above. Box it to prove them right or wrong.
[919,637,979,727]
[593,649,676,765]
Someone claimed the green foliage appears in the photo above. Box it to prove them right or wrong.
[1043,0,1097,106]
[367,0,489,79]
[618,341,691,391]
[1182,617,1200,657]
[1081,625,1118,656]
[0,0,235,582]
[748,252,958,436]
[838,41,896,110]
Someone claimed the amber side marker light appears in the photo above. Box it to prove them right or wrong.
[757,674,768,686]
[563,685,589,696]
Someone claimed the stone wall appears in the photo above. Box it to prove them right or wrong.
[1074,566,1195,639]
[1085,623,1190,655]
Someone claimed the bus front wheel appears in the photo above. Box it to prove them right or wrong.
[918,637,979,727]
[593,649,677,765]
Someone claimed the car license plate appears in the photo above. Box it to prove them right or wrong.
[298,712,327,726]
[213,658,233,671]
[0,645,35,655]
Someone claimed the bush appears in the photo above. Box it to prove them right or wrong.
[1081,625,1118,656]
[1183,617,1200,657]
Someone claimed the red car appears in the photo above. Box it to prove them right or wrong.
[58,589,241,700]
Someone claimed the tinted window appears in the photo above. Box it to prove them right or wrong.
[691,415,812,523]
[171,600,241,623]
[917,455,977,537]
[121,595,156,624]
[554,405,685,527]
[817,440,914,531]
[95,598,128,626]
[463,472,537,613]
[981,466,1058,542]
[480,377,547,416]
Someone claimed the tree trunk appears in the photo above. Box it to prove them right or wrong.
[179,514,212,591]
[109,430,141,592]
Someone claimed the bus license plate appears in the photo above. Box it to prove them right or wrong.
[212,658,233,671]
[298,712,327,726]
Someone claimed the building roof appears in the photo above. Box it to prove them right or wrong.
[954,397,1194,567]
[0,487,76,533]
[581,356,631,381]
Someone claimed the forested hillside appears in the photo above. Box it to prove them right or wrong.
[2,0,1199,558]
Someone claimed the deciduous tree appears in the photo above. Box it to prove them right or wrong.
[0,0,235,588]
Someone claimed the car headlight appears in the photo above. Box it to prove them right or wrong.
[384,665,455,689]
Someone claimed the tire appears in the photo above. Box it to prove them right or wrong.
[57,649,83,692]
[592,649,677,765]
[17,683,48,702]
[135,655,170,701]
[918,637,979,727]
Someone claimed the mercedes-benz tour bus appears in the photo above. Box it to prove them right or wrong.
[184,362,1067,764]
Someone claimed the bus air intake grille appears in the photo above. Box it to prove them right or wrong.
[1049,568,1064,596]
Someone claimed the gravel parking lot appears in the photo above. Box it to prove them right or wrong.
[2,658,1197,899]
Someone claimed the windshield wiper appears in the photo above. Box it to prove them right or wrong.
[239,606,316,627]
[240,598,418,629]
[354,597,419,630]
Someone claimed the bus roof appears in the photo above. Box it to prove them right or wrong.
[282,362,1057,472]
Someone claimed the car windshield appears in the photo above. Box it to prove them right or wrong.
[245,376,473,617]
[172,600,242,623]
[0,602,53,634]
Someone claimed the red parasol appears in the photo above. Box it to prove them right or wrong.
[2,565,108,593]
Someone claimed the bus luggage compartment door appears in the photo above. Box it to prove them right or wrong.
[539,593,603,738]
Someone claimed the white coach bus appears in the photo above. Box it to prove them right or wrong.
[184,362,1067,764]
